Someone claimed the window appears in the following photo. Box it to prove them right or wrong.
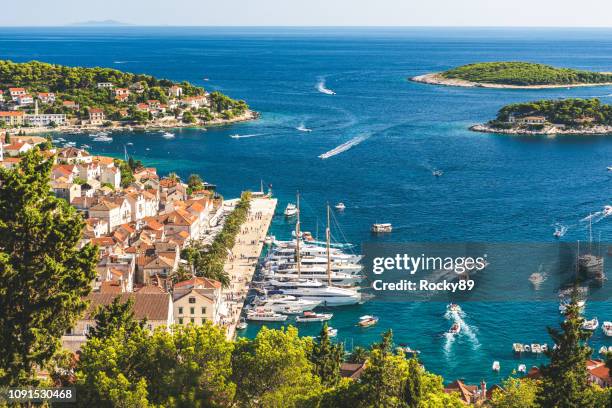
[190,307,195,315]
[178,317,183,324]
[201,307,206,314]
[190,318,195,323]
[178,307,183,315]
[188,297,196,304]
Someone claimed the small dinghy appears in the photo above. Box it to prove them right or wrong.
[603,321,612,337]
[582,317,599,331]
[448,322,461,335]
[295,311,333,323]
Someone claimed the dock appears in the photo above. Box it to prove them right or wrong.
[222,196,277,339]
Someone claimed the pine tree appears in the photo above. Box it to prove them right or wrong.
[87,296,143,340]
[538,289,596,408]
[0,149,97,385]
[311,323,343,388]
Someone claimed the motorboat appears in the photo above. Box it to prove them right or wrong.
[264,235,275,246]
[447,303,462,313]
[531,344,542,353]
[518,364,527,373]
[326,326,338,337]
[284,203,298,217]
[492,361,500,372]
[582,317,599,331]
[432,169,443,177]
[252,294,321,312]
[237,318,248,330]
[358,315,379,327]
[268,283,362,306]
[334,202,346,211]
[264,270,362,286]
[607,166,612,171]
[513,343,524,353]
[161,132,175,139]
[371,223,392,233]
[397,344,421,357]
[246,308,287,322]
[448,322,460,335]
[603,321,612,336]
[529,272,546,285]
[604,205,612,216]
[295,311,333,323]
[599,346,609,355]
[541,344,548,353]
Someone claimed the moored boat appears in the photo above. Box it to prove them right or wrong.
[284,203,298,216]
[371,223,392,233]
[295,311,333,323]
[334,202,346,211]
[237,318,248,330]
[582,317,599,331]
[603,321,612,336]
[246,308,287,322]
[358,315,379,327]
[492,361,500,372]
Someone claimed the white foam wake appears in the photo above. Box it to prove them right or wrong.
[318,134,368,159]
[445,309,481,350]
[316,78,336,95]
[296,123,312,132]
[229,133,264,139]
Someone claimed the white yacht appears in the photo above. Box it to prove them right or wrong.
[604,205,612,216]
[263,269,362,286]
[284,203,298,217]
[270,261,363,275]
[267,279,362,306]
[335,202,346,211]
[246,308,288,322]
[252,294,321,312]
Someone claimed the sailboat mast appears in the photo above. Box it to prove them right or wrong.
[326,204,331,286]
[296,192,301,279]
[588,214,593,253]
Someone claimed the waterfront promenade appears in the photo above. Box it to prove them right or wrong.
[222,196,277,339]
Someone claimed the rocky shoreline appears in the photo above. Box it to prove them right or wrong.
[410,73,612,89]
[10,109,258,135]
[470,123,612,135]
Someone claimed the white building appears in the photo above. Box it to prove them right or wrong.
[25,113,67,127]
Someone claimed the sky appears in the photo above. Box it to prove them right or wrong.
[3,0,612,27]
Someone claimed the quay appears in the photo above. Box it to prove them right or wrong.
[222,196,277,339]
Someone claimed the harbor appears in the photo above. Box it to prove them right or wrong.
[222,195,277,340]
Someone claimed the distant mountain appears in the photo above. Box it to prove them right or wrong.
[70,20,132,27]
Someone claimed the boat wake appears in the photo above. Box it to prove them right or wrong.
[580,209,609,224]
[553,223,568,237]
[318,134,369,159]
[316,78,336,95]
[229,133,264,139]
[296,123,312,132]
[445,309,481,350]
[443,332,456,354]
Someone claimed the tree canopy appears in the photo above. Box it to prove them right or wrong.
[0,149,97,385]
[493,98,612,127]
[441,62,612,86]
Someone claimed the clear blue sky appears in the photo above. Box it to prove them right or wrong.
[4,0,612,27]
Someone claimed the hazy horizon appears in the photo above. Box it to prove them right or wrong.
[4,0,612,28]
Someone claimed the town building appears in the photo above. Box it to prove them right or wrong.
[88,108,106,124]
[0,111,25,126]
[25,113,67,127]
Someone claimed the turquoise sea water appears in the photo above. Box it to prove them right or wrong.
[3,27,611,384]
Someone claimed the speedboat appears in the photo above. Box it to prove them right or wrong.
[603,321,612,336]
[371,223,392,233]
[161,132,175,139]
[264,235,275,246]
[284,203,298,217]
[518,364,527,373]
[334,202,346,211]
[295,311,333,323]
[326,326,338,338]
[492,361,500,372]
[432,169,443,177]
[246,308,287,322]
[582,317,599,331]
[607,166,612,171]
[448,322,460,335]
[447,303,462,313]
[529,272,546,285]
[358,315,379,327]
[599,346,609,355]
[604,205,612,216]
[237,318,248,330]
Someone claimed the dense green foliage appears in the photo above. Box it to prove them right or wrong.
[311,324,344,388]
[493,98,612,127]
[181,192,251,287]
[0,149,98,385]
[442,62,612,86]
[87,297,143,341]
[0,60,249,122]
[490,377,540,408]
[538,291,600,407]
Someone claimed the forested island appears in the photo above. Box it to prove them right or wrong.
[0,60,254,131]
[471,98,612,135]
[411,62,612,89]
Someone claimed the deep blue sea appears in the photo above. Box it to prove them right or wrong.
[2,27,611,384]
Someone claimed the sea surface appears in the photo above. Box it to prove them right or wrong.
[2,26,611,384]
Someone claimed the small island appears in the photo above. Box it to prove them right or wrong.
[0,60,255,133]
[471,98,612,135]
[411,62,612,89]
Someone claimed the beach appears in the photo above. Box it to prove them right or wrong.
[410,72,612,89]
[221,196,277,340]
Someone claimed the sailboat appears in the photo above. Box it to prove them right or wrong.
[267,202,362,306]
